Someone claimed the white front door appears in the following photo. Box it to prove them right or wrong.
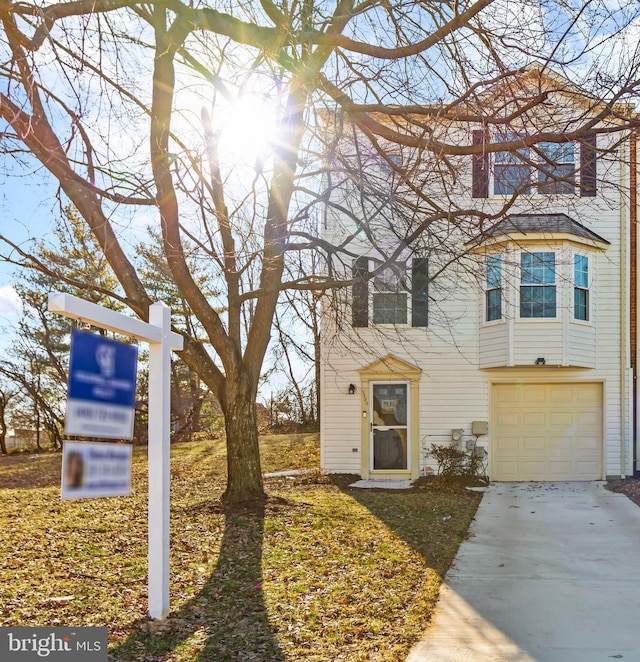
[370,382,409,471]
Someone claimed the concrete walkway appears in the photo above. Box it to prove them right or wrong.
[407,482,640,661]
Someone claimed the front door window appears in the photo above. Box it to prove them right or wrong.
[371,383,408,470]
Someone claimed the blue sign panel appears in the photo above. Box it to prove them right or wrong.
[65,329,138,439]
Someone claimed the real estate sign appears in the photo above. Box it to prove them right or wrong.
[64,328,138,439]
[61,440,132,500]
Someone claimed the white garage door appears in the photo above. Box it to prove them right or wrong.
[492,382,603,481]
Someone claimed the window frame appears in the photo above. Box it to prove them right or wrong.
[574,254,590,322]
[519,251,557,319]
[493,132,532,196]
[485,254,503,322]
[536,141,576,195]
[371,259,409,325]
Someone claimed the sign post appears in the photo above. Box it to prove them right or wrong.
[49,293,184,620]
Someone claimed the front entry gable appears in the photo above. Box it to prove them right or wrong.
[359,354,421,381]
[358,354,421,481]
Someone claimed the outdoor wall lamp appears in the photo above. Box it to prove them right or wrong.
[535,357,546,366]
[348,383,356,394]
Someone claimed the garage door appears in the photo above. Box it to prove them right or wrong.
[492,382,603,481]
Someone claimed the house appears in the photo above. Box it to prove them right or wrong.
[319,67,639,482]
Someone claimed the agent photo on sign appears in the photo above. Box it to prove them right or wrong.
[64,449,85,489]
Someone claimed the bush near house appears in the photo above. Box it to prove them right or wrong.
[0,433,481,661]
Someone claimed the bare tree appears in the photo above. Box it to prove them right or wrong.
[0,382,16,455]
[1,0,639,501]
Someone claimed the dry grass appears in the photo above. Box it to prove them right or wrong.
[0,434,481,661]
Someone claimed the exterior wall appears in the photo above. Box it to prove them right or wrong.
[320,106,634,480]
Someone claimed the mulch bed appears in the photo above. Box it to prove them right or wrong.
[607,477,640,507]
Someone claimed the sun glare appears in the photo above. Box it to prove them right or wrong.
[217,96,279,166]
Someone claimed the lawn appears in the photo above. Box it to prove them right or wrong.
[0,434,481,661]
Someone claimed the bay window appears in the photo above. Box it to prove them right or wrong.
[486,255,503,322]
[574,255,589,321]
[520,252,556,318]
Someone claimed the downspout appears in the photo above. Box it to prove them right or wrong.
[620,136,631,478]
[630,130,638,474]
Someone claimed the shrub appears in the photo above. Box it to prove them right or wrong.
[430,443,483,479]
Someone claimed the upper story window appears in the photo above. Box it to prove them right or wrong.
[472,131,597,199]
[574,255,589,321]
[352,257,429,328]
[486,255,502,322]
[520,252,556,318]
[538,142,575,194]
[494,133,531,195]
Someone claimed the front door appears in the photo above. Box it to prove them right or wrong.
[370,382,409,471]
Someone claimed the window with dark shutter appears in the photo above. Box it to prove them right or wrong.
[372,260,408,325]
[411,258,429,327]
[352,256,369,327]
[580,134,597,197]
[472,129,489,198]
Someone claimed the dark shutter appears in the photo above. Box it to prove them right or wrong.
[580,134,597,197]
[352,257,369,327]
[472,129,489,198]
[411,258,429,327]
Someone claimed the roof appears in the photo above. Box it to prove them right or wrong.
[469,213,610,246]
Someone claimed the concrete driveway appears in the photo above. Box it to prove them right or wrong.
[407,482,640,661]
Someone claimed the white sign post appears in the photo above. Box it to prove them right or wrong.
[49,293,184,620]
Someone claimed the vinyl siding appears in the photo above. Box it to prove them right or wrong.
[567,322,596,367]
[321,118,633,479]
[479,323,509,368]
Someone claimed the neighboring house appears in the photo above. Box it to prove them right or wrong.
[6,428,52,449]
[320,67,639,482]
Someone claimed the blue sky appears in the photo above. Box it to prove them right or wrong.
[0,172,61,331]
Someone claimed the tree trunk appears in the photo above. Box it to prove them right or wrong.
[189,368,202,433]
[0,394,7,455]
[223,376,264,502]
[34,406,42,451]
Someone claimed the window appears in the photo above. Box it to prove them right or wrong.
[472,131,597,199]
[494,133,531,195]
[520,252,556,318]
[574,255,589,321]
[486,255,502,321]
[372,261,408,325]
[537,142,575,194]
[352,257,428,327]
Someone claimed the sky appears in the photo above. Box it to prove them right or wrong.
[0,168,66,335]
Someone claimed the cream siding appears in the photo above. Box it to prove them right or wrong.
[321,105,634,481]
[567,323,596,367]
[479,324,509,368]
[511,321,563,366]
